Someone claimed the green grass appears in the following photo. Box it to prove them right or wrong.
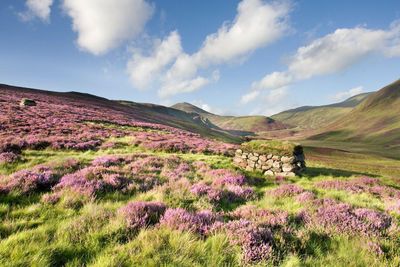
[1,139,400,266]
[241,140,300,156]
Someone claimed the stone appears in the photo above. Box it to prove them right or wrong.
[295,154,305,162]
[248,162,256,168]
[281,156,295,164]
[20,98,36,106]
[233,157,244,164]
[264,170,274,176]
[242,152,249,157]
[261,165,270,170]
[236,149,243,154]
[272,155,280,161]
[272,161,281,169]
[259,155,267,162]
[253,153,259,157]
[246,166,254,172]
[282,164,294,172]
[249,156,259,162]
[267,154,273,159]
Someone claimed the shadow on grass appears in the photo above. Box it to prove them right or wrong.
[303,167,377,178]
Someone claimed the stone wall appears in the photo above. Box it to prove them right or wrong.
[233,149,306,177]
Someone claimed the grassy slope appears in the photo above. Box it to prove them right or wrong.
[1,135,399,266]
[172,102,288,134]
[0,84,240,144]
[271,93,371,130]
[310,79,400,148]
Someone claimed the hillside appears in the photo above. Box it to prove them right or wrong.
[0,84,241,144]
[271,93,371,129]
[310,79,400,148]
[171,102,288,135]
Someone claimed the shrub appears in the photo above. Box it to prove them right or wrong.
[118,201,167,231]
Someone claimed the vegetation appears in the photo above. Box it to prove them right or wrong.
[241,140,300,156]
[1,84,400,266]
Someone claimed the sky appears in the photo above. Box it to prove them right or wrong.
[1,0,400,116]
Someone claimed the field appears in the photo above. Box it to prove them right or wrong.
[1,88,400,266]
[1,133,400,266]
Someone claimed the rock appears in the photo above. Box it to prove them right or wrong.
[253,153,259,157]
[282,164,294,172]
[281,156,295,163]
[236,149,243,154]
[20,98,36,106]
[249,156,259,161]
[248,161,256,168]
[259,155,267,162]
[272,155,280,161]
[261,165,270,170]
[233,157,244,164]
[246,166,254,172]
[267,154,273,159]
[295,154,305,162]
[264,170,274,176]
[243,152,249,157]
[272,161,281,169]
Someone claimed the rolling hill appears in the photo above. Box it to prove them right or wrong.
[0,84,241,143]
[171,102,288,135]
[310,79,400,148]
[271,92,372,130]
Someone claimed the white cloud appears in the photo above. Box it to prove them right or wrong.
[63,0,154,55]
[127,31,182,89]
[242,22,400,104]
[333,86,364,102]
[19,0,53,22]
[156,0,291,97]
[159,76,212,98]
[240,91,260,104]
[249,87,291,116]
[252,71,293,90]
[288,28,386,79]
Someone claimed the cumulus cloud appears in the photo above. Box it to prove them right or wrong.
[127,31,182,89]
[127,0,290,97]
[242,22,400,104]
[63,0,154,55]
[333,86,364,102]
[19,0,53,22]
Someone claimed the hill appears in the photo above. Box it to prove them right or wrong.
[0,84,241,143]
[171,102,288,135]
[271,93,371,129]
[310,79,400,148]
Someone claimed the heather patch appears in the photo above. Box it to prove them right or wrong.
[118,201,167,231]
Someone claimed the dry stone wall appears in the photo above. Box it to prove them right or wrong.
[233,149,306,177]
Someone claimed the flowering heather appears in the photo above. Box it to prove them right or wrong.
[210,219,274,263]
[211,172,247,187]
[0,152,20,164]
[41,192,61,204]
[190,182,254,203]
[1,166,57,194]
[385,198,400,214]
[118,201,167,231]
[314,202,392,236]
[269,184,305,197]
[366,241,384,256]
[160,157,192,180]
[231,205,289,227]
[91,155,126,167]
[132,131,236,155]
[159,208,219,235]
[295,191,316,203]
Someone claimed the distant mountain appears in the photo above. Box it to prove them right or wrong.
[271,92,372,129]
[310,79,400,148]
[171,102,288,135]
[0,84,241,143]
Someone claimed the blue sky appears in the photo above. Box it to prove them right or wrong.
[1,0,400,116]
